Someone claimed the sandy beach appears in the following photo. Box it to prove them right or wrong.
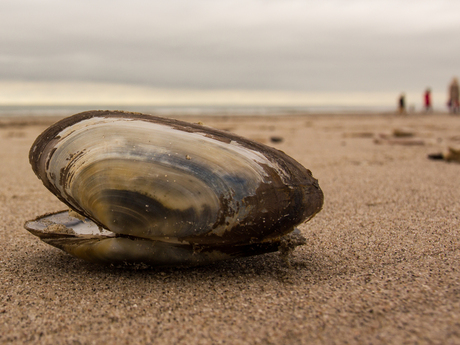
[0,111,459,344]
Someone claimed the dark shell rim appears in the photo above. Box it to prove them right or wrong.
[29,110,300,178]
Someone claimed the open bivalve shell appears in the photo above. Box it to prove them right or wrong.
[25,110,323,267]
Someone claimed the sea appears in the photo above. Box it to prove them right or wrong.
[0,82,447,118]
[0,104,402,118]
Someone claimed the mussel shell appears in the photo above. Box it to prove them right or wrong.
[25,210,305,266]
[29,110,323,247]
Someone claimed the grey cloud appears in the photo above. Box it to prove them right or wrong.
[1,0,460,93]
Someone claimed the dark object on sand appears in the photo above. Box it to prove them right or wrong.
[270,136,283,143]
[392,128,415,138]
[342,132,374,138]
[25,110,323,267]
[428,147,460,163]
[428,153,444,160]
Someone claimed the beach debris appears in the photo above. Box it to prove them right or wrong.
[374,133,425,146]
[25,110,323,267]
[428,146,460,163]
[373,127,428,145]
[392,127,415,138]
[342,132,374,138]
[270,136,283,143]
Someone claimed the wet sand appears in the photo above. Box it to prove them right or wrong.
[0,112,459,344]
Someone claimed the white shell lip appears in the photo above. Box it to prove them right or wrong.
[24,210,307,267]
[26,110,323,266]
[24,210,114,238]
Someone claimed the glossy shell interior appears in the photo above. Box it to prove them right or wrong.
[26,110,323,266]
[25,210,307,266]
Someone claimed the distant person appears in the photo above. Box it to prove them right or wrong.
[448,77,459,113]
[398,93,406,114]
[424,88,432,112]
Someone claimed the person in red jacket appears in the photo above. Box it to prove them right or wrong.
[424,88,432,112]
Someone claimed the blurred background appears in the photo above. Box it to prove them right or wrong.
[1,0,459,115]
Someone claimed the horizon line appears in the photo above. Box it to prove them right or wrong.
[0,80,448,107]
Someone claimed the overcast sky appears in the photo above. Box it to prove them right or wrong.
[1,0,460,95]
